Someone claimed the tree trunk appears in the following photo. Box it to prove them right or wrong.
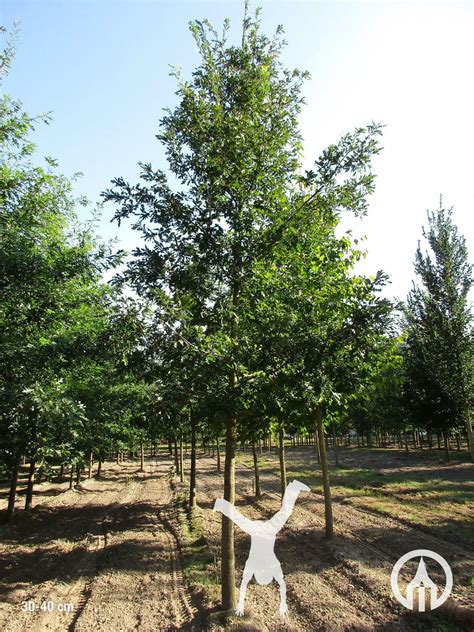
[278,428,287,499]
[88,450,93,478]
[465,403,474,461]
[179,435,184,483]
[252,441,261,497]
[332,425,339,467]
[189,412,197,508]
[174,439,179,475]
[25,460,36,511]
[97,458,102,476]
[221,413,236,611]
[216,436,222,472]
[316,406,334,539]
[443,432,451,462]
[6,451,22,522]
[69,465,74,489]
[140,440,144,472]
[60,464,64,478]
[314,429,320,463]
[116,451,120,465]
[76,466,81,486]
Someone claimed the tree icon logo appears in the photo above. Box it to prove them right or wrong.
[391,549,453,611]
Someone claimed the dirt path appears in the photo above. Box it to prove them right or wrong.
[0,456,201,632]
[195,455,474,631]
[1,451,472,631]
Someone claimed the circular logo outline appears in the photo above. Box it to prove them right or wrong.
[391,549,453,611]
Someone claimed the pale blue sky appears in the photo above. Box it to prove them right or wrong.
[1,0,473,299]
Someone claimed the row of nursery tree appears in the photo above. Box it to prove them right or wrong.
[1,8,472,612]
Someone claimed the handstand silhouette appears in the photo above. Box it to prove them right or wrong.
[213,479,311,616]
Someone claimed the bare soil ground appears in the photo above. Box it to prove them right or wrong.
[0,456,202,631]
[0,446,472,631]
[197,446,473,631]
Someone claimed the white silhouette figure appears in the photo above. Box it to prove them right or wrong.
[213,479,311,616]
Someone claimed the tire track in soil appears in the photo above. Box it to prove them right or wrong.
[154,491,197,626]
[11,474,143,632]
[2,480,123,632]
[70,461,198,632]
[3,458,195,632]
[65,476,143,631]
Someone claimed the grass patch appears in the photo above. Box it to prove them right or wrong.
[174,492,267,630]
[236,448,474,545]
[175,491,220,612]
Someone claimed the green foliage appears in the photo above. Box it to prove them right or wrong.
[104,10,392,449]
[403,202,473,434]
[0,27,148,482]
[347,334,405,438]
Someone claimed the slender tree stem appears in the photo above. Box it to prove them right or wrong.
[221,411,237,611]
[6,451,22,522]
[279,427,287,499]
[252,441,261,497]
[25,460,36,511]
[316,405,334,539]
[190,411,197,508]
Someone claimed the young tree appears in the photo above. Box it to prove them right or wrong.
[104,7,308,609]
[404,202,473,460]
[105,3,389,603]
